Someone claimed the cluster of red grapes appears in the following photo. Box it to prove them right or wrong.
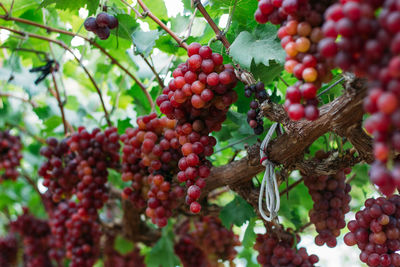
[319,0,400,195]
[10,208,53,267]
[0,234,18,267]
[0,130,22,182]
[67,126,120,218]
[121,114,184,227]
[104,235,145,267]
[39,137,79,202]
[174,216,240,266]
[344,195,400,266]
[255,0,336,121]
[84,12,118,40]
[244,82,268,134]
[255,226,319,266]
[304,168,352,247]
[157,42,238,213]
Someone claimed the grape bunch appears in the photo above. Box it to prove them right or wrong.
[0,130,22,182]
[319,0,400,196]
[174,216,240,266]
[156,42,238,213]
[255,0,336,121]
[38,137,79,202]
[121,113,185,227]
[0,234,18,267]
[304,168,352,247]
[10,208,53,267]
[104,235,145,267]
[84,12,118,40]
[344,195,400,266]
[255,227,319,267]
[67,126,120,217]
[244,82,268,134]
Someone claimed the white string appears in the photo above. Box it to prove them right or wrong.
[258,122,280,222]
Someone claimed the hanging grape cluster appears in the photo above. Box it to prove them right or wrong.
[255,226,319,267]
[244,82,268,134]
[174,216,240,266]
[0,234,18,267]
[121,113,184,227]
[157,42,238,213]
[0,130,22,182]
[304,168,352,247]
[10,208,53,267]
[84,12,118,40]
[255,0,336,121]
[318,0,400,196]
[344,195,400,266]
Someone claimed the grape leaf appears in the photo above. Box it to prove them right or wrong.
[40,0,100,15]
[132,30,160,57]
[220,195,256,228]
[114,236,134,255]
[127,84,151,116]
[242,218,256,248]
[230,24,285,69]
[145,222,180,267]
[250,61,283,87]
[114,14,140,41]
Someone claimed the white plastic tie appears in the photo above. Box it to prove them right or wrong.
[258,122,280,222]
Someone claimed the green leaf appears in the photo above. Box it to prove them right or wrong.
[242,218,256,248]
[132,30,160,57]
[290,209,302,231]
[40,0,100,15]
[117,118,132,135]
[145,222,180,267]
[115,14,140,40]
[219,195,255,228]
[127,84,151,115]
[250,61,283,87]
[43,115,62,132]
[114,236,134,255]
[230,24,285,69]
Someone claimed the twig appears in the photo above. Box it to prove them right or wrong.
[0,92,37,108]
[317,76,345,97]
[136,0,188,50]
[279,76,289,87]
[346,173,356,184]
[295,221,312,233]
[279,178,304,197]
[193,0,230,49]
[0,15,154,110]
[183,8,197,40]
[0,3,7,15]
[215,134,256,153]
[140,54,164,89]
[0,26,112,127]
[0,46,49,59]
[21,173,42,199]
[51,71,68,135]
[120,0,144,18]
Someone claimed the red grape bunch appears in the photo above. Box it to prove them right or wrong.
[67,126,120,218]
[344,195,400,266]
[244,82,268,135]
[174,216,240,266]
[0,234,18,267]
[38,137,79,202]
[255,226,319,266]
[255,0,336,121]
[84,12,118,40]
[156,42,238,213]
[121,113,185,227]
[304,168,352,247]
[10,208,53,267]
[319,0,400,196]
[0,130,22,182]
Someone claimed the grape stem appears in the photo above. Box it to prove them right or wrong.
[120,0,144,18]
[140,54,165,89]
[193,0,231,49]
[279,178,304,197]
[0,92,38,108]
[0,14,154,110]
[50,71,70,135]
[136,0,189,50]
[0,26,113,127]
